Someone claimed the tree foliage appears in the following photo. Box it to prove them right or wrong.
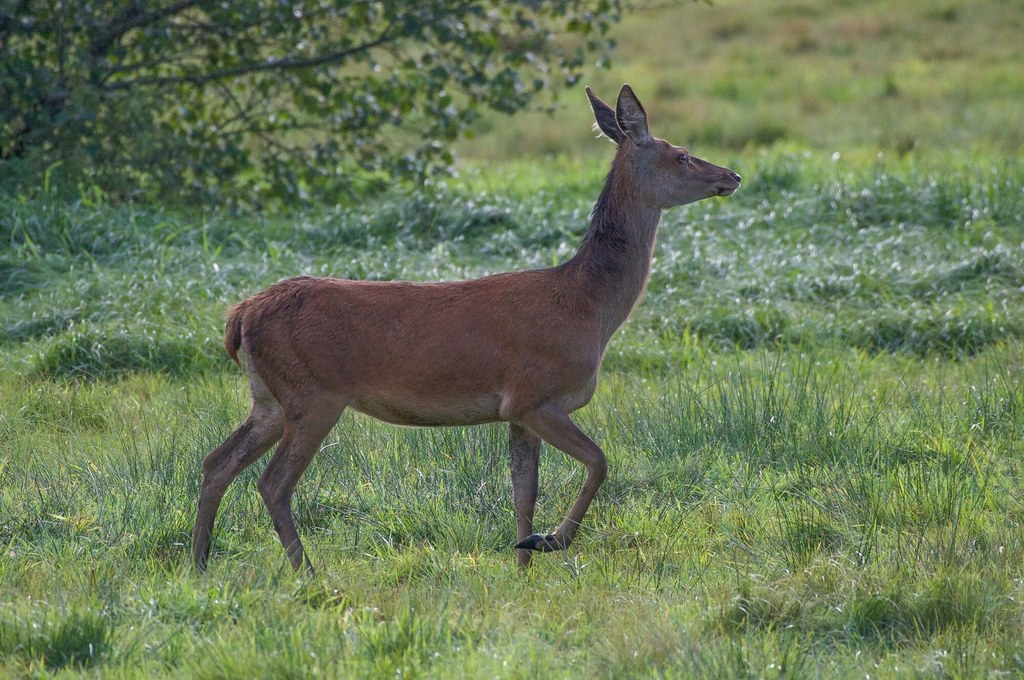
[0,0,626,205]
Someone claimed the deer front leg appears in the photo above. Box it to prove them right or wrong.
[509,423,541,567]
[514,403,608,554]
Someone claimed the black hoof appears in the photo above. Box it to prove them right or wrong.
[514,533,561,552]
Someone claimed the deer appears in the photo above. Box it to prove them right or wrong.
[191,84,740,573]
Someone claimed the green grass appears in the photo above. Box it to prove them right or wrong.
[5,151,1022,379]
[456,0,1024,162]
[3,0,1024,675]
[2,353,1024,676]
[3,151,1024,676]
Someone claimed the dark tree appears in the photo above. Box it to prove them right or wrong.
[0,0,626,204]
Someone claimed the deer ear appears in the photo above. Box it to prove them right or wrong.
[615,84,652,145]
[586,87,625,144]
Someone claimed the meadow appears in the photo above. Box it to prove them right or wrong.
[3,0,1024,677]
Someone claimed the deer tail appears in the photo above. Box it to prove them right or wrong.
[223,302,246,366]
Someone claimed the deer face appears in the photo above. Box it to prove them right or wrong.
[587,85,741,209]
[641,139,741,208]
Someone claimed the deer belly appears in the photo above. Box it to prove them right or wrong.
[349,393,503,427]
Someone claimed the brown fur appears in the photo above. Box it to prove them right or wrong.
[191,85,741,572]
[223,303,245,365]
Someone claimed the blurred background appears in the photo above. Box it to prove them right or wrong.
[457,0,1023,163]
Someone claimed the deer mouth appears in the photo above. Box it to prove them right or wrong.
[715,171,742,196]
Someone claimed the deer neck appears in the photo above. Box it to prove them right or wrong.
[567,157,662,346]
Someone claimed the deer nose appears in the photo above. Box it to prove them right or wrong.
[730,171,741,184]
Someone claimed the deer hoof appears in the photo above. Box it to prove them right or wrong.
[515,533,562,552]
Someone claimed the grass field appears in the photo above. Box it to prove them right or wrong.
[3,0,1024,677]
[457,0,1024,161]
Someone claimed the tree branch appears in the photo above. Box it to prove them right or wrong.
[101,25,396,92]
[89,0,199,58]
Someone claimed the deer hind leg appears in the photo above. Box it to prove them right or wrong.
[257,399,345,573]
[514,403,608,554]
[509,423,541,567]
[192,374,284,571]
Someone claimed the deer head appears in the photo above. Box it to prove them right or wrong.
[586,84,741,209]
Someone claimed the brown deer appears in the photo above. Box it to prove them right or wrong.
[191,84,740,572]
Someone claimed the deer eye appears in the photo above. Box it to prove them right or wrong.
[678,153,690,165]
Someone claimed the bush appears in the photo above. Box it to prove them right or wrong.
[0,1,628,206]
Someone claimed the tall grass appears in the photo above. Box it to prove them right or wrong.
[2,173,1023,675]
[2,339,1023,675]
[3,153,1022,381]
